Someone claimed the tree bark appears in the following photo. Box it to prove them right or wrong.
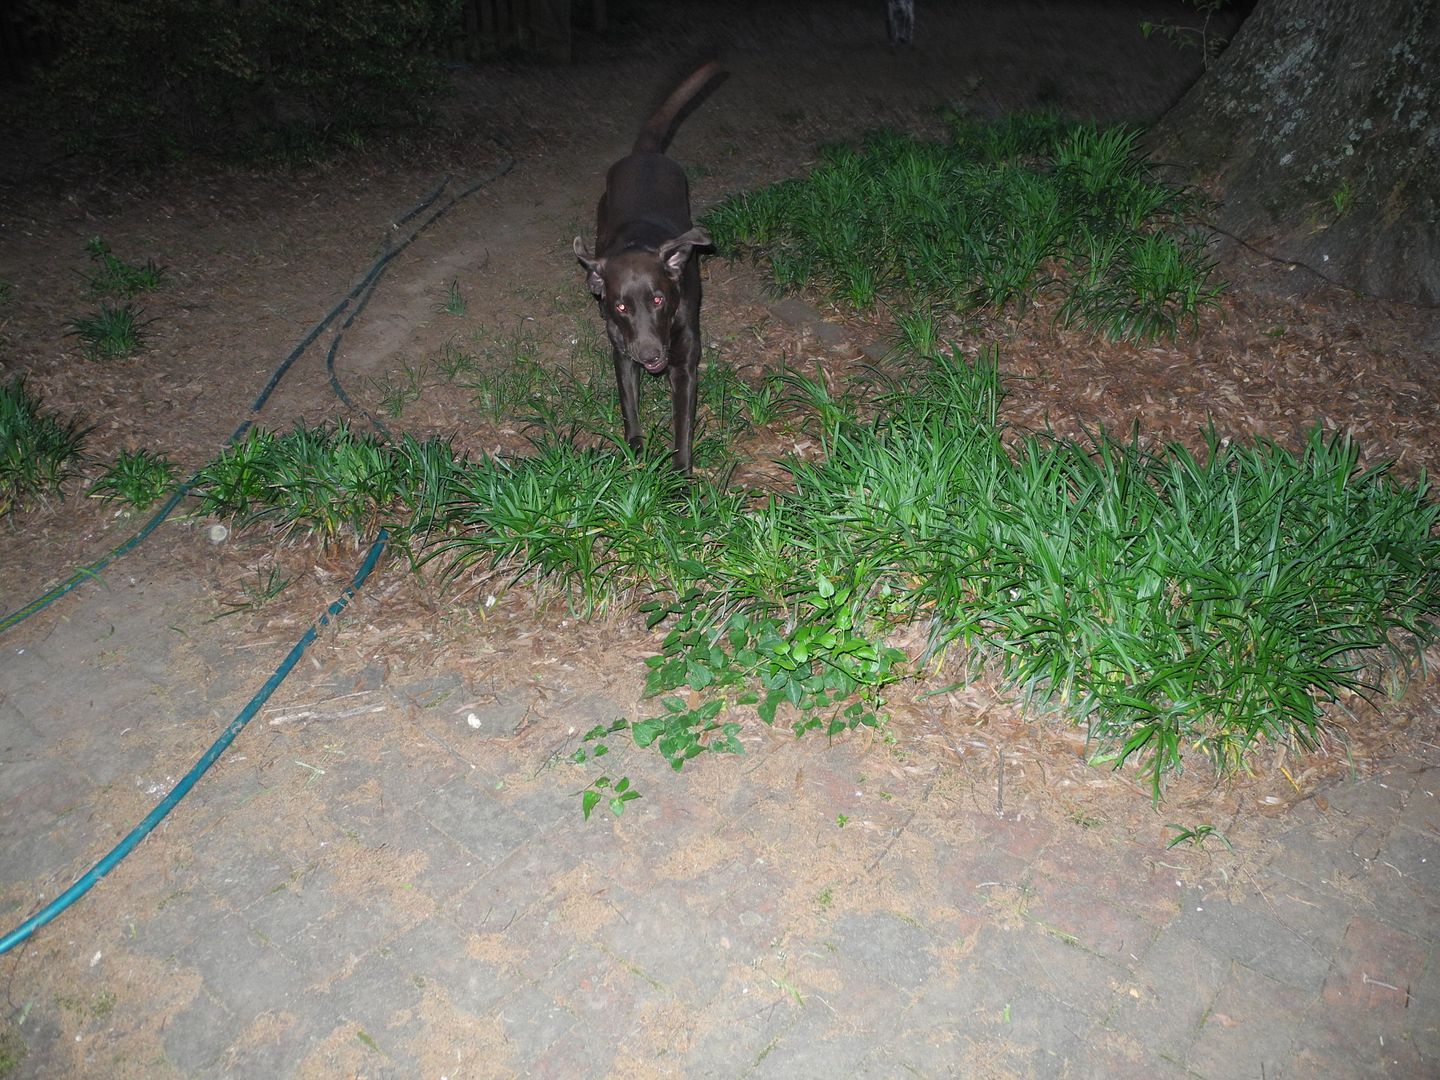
[1148,0,1439,306]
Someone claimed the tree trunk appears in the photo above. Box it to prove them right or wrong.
[1148,0,1439,306]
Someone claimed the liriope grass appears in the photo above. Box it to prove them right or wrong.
[789,357,1438,792]
[90,448,178,511]
[0,377,90,519]
[67,302,150,360]
[703,115,1224,342]
[192,423,459,557]
[187,347,1439,797]
[426,439,709,615]
[84,237,166,298]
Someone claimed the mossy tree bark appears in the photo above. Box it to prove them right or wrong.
[1149,0,1439,305]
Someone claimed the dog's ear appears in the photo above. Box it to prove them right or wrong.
[657,227,711,280]
[573,236,605,297]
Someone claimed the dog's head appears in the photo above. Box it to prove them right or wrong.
[573,228,709,374]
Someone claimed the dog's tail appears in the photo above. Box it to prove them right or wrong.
[632,61,725,155]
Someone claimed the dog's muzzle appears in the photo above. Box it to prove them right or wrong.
[628,343,668,374]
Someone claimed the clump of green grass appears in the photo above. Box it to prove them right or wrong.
[209,565,293,621]
[678,362,813,465]
[783,351,1438,791]
[191,423,458,553]
[430,440,702,615]
[436,349,1437,795]
[0,377,90,518]
[462,325,550,420]
[373,360,429,419]
[90,449,178,510]
[698,357,801,442]
[1166,822,1233,851]
[84,237,166,297]
[189,349,1438,798]
[438,279,466,316]
[519,362,624,443]
[703,114,1224,342]
[68,302,149,360]
[434,340,480,381]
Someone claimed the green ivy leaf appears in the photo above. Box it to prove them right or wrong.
[633,716,667,747]
[759,692,781,724]
[609,790,640,816]
[686,660,714,690]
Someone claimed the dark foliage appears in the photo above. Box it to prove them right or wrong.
[24,0,459,165]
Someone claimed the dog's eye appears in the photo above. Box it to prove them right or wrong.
[651,294,664,308]
[614,301,627,315]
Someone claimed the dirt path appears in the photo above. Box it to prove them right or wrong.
[2,2,1438,1076]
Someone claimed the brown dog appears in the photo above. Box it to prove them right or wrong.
[573,62,724,474]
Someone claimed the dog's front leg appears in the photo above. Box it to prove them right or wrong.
[614,347,644,454]
[668,334,700,475]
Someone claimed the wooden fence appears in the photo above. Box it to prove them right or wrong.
[0,11,54,83]
[454,0,609,63]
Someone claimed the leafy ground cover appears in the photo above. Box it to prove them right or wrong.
[186,345,1440,798]
[4,111,1434,802]
[703,115,1224,341]
[0,378,90,520]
